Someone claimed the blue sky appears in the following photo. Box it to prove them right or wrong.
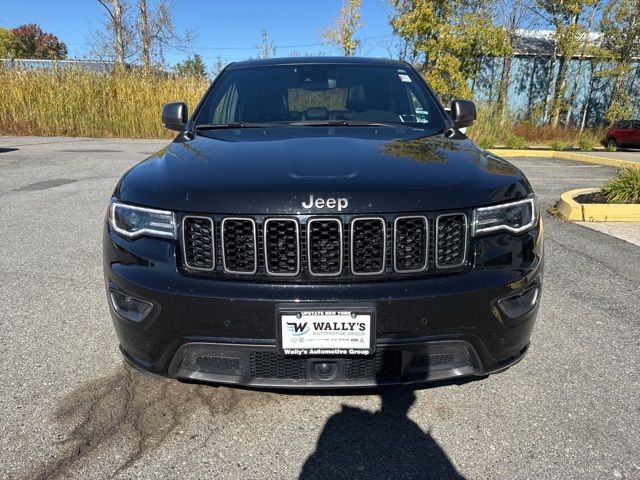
[0,1,396,66]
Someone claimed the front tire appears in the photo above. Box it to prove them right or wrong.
[607,138,618,151]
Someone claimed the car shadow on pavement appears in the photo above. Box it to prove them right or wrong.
[0,147,18,153]
[299,386,465,480]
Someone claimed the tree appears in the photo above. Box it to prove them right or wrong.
[256,30,276,59]
[0,28,14,58]
[598,0,640,123]
[136,0,192,69]
[210,55,227,78]
[322,0,362,56]
[389,0,510,100]
[493,0,538,118]
[9,24,67,60]
[536,0,599,127]
[174,53,207,78]
[93,0,135,65]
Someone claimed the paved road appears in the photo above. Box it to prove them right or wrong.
[0,137,638,480]
[578,149,640,163]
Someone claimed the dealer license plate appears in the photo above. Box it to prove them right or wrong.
[278,309,375,356]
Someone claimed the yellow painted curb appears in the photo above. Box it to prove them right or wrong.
[487,149,639,169]
[582,204,640,222]
[557,188,597,221]
[557,188,640,222]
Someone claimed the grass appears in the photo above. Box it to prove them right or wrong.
[477,136,496,149]
[467,105,605,150]
[0,69,611,146]
[599,167,640,204]
[550,140,568,151]
[0,67,208,138]
[505,135,526,149]
[577,137,595,151]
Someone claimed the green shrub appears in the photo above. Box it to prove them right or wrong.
[577,138,595,151]
[505,135,526,149]
[477,136,496,149]
[550,140,567,151]
[599,167,640,204]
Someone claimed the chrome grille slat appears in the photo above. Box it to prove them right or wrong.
[435,213,468,269]
[221,217,257,274]
[350,217,386,276]
[307,218,343,276]
[264,218,300,276]
[394,215,428,273]
[182,216,215,271]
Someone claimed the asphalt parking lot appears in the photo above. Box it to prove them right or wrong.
[0,136,638,480]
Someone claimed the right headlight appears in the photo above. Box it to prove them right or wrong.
[472,197,537,236]
[109,199,177,239]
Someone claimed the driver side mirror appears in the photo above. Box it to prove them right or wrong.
[162,102,188,131]
[450,100,476,129]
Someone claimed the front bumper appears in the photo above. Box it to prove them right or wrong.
[104,221,543,388]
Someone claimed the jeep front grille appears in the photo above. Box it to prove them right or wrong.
[181,212,468,280]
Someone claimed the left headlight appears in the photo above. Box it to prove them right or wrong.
[109,199,177,239]
[472,197,537,236]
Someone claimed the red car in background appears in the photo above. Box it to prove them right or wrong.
[606,120,640,150]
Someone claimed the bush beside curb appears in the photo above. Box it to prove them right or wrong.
[557,188,640,222]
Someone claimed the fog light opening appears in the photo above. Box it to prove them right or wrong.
[498,287,539,319]
[109,290,153,322]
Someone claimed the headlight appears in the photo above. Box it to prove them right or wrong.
[472,197,537,235]
[109,200,177,239]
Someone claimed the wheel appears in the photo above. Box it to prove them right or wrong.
[607,138,618,151]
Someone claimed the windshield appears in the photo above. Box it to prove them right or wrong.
[194,64,447,131]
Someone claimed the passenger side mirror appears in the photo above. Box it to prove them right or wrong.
[162,102,188,131]
[450,100,476,129]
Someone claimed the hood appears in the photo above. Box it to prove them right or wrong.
[116,127,531,214]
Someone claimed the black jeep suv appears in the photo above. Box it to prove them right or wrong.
[104,57,543,388]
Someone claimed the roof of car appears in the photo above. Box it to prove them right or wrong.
[226,56,410,69]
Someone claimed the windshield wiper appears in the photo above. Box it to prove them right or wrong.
[289,120,409,128]
[289,120,351,126]
[195,123,248,130]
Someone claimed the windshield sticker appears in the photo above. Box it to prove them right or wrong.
[398,74,412,82]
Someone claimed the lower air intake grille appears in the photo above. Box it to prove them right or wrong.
[222,218,257,274]
[250,351,307,380]
[436,214,467,268]
[264,219,300,275]
[394,216,428,272]
[351,218,386,275]
[193,356,240,373]
[308,218,342,276]
[182,216,214,271]
[344,350,403,379]
[410,353,454,368]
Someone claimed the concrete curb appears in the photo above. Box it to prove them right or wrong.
[488,149,638,169]
[557,188,640,222]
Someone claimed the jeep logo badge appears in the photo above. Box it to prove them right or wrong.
[302,194,348,212]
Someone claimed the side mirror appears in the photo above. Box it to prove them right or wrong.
[450,100,476,129]
[162,102,188,131]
